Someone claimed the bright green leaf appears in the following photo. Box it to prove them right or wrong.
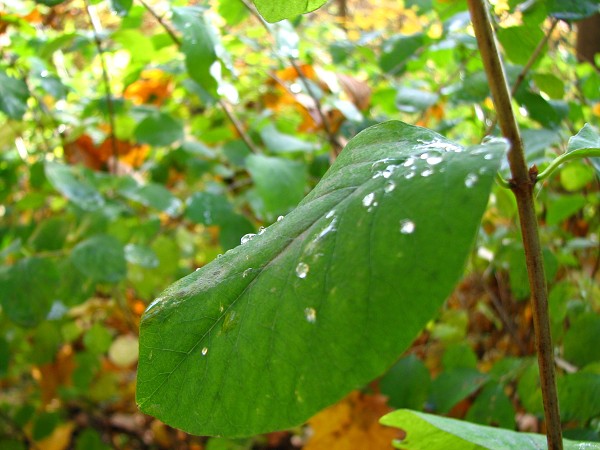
[251,0,328,23]
[380,409,600,449]
[567,123,600,175]
[136,121,505,436]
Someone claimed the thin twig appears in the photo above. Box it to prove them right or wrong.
[484,18,559,136]
[138,0,258,153]
[137,0,181,47]
[467,1,563,449]
[84,0,118,174]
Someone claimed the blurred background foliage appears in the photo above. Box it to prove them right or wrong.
[0,0,599,448]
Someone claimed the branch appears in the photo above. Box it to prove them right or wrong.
[467,1,563,449]
[84,0,119,174]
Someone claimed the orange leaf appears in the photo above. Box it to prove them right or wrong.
[124,69,173,106]
[305,391,400,450]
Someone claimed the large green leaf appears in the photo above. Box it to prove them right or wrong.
[251,0,328,23]
[44,161,105,211]
[380,409,600,449]
[136,121,505,437]
[567,123,600,175]
[71,235,126,283]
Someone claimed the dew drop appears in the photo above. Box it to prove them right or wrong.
[405,171,416,180]
[195,268,200,272]
[382,166,395,178]
[420,153,429,160]
[426,155,443,165]
[277,215,285,222]
[421,168,434,177]
[304,307,317,323]
[362,192,375,207]
[465,173,479,188]
[242,268,253,278]
[201,347,208,356]
[484,153,494,160]
[403,157,415,167]
[400,219,416,234]
[296,262,309,279]
[240,233,256,244]
[384,181,396,193]
[258,226,266,235]
[325,210,335,219]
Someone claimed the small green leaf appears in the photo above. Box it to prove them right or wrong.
[121,182,182,216]
[84,323,113,355]
[45,161,105,211]
[260,124,316,153]
[124,244,159,268]
[380,409,600,449]
[380,355,431,410]
[172,6,219,94]
[380,34,424,74]
[0,70,29,120]
[251,0,328,22]
[71,235,126,283]
[0,257,59,327]
[428,369,489,413]
[465,382,515,429]
[134,112,184,147]
[185,192,235,226]
[497,26,544,65]
[108,0,132,16]
[136,121,505,436]
[246,154,307,220]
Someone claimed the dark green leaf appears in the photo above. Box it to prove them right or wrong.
[71,235,127,283]
[34,0,66,5]
[380,409,600,449]
[28,217,70,252]
[75,429,111,450]
[0,257,59,327]
[108,0,132,16]
[380,355,431,410]
[429,369,489,413]
[0,337,10,378]
[134,112,184,147]
[465,382,515,429]
[32,412,59,440]
[136,121,505,436]
[0,70,30,120]
[548,0,600,20]
[251,0,328,22]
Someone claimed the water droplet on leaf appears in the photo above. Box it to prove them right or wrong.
[421,168,434,177]
[304,307,317,323]
[400,219,415,234]
[240,233,256,245]
[201,347,208,356]
[384,181,396,193]
[296,262,309,279]
[465,173,478,188]
[362,192,375,207]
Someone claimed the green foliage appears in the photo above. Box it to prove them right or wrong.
[0,0,599,447]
